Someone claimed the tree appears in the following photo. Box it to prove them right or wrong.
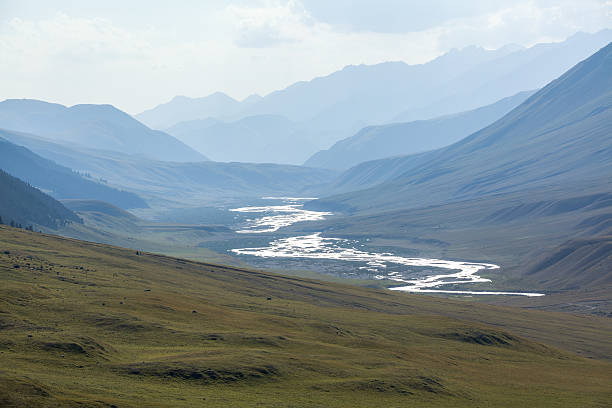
[0,215,3,225]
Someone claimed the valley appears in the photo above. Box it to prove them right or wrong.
[0,17,611,407]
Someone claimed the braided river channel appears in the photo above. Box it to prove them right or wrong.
[229,197,544,297]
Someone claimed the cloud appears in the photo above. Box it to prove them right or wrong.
[224,0,314,48]
[0,1,609,113]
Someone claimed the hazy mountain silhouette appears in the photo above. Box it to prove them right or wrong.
[0,169,82,229]
[0,130,337,206]
[0,135,148,209]
[166,114,327,164]
[0,99,206,162]
[305,90,534,170]
[139,30,611,163]
[136,92,252,130]
[310,42,612,213]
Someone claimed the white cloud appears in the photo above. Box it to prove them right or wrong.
[0,1,610,113]
[224,0,314,47]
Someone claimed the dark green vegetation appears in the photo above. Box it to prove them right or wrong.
[0,170,81,229]
[0,136,147,209]
[1,226,611,407]
[0,99,205,162]
[304,90,534,170]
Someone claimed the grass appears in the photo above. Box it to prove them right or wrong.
[0,225,611,407]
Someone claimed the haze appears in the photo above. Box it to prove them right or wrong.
[0,0,609,113]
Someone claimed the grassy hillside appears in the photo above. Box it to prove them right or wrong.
[0,226,611,407]
[0,170,81,229]
[0,136,148,209]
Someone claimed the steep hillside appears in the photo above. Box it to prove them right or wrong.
[0,169,81,228]
[0,130,337,207]
[138,31,610,157]
[0,226,611,407]
[0,137,148,209]
[526,236,612,290]
[135,92,245,129]
[166,114,325,164]
[312,42,612,213]
[305,91,534,170]
[0,100,206,162]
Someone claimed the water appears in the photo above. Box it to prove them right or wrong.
[229,198,544,297]
[229,197,332,233]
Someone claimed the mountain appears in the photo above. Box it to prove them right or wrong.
[311,42,612,214]
[139,30,611,159]
[0,135,148,209]
[241,31,610,129]
[0,130,337,207]
[0,99,206,162]
[166,114,325,164]
[135,92,244,130]
[390,31,612,122]
[305,90,534,170]
[525,236,612,291]
[0,169,81,228]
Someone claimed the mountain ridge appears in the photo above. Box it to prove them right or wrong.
[0,99,206,163]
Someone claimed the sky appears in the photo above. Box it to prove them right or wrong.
[1,0,611,114]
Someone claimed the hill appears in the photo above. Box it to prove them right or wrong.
[0,136,148,209]
[305,90,534,170]
[0,226,611,407]
[0,99,206,162]
[135,92,245,130]
[312,42,612,213]
[0,130,337,208]
[166,114,327,164]
[137,32,611,162]
[525,236,612,291]
[0,169,81,228]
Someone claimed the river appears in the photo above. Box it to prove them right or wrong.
[229,198,544,297]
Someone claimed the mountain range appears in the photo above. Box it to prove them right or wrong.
[0,129,337,208]
[165,114,330,164]
[137,30,611,166]
[304,90,535,170]
[310,42,612,213]
[0,135,148,209]
[0,99,206,162]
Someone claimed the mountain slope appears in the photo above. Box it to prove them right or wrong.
[138,31,611,159]
[0,169,81,228]
[305,90,534,170]
[242,31,610,129]
[525,236,612,291]
[312,42,612,213]
[166,114,324,164]
[0,226,611,407]
[0,130,337,207]
[0,136,148,209]
[135,92,244,130]
[0,99,206,162]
